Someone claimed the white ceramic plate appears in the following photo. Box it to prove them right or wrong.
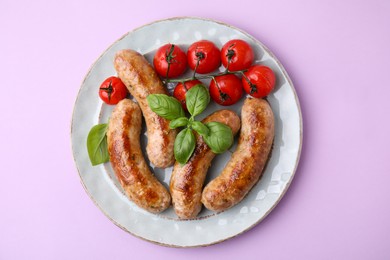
[71,17,302,247]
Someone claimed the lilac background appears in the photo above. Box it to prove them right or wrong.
[1,0,389,259]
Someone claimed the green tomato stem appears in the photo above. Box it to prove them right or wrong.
[164,68,248,84]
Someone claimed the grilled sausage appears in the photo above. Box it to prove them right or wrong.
[114,49,176,168]
[107,99,171,213]
[201,98,274,212]
[170,110,241,219]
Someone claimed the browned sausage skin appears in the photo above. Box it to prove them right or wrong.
[107,99,171,214]
[170,110,241,219]
[114,49,177,168]
[201,98,274,212]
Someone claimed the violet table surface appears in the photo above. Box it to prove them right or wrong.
[1,0,389,259]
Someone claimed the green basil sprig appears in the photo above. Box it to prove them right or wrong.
[147,84,234,164]
[174,128,196,164]
[203,122,233,154]
[146,94,185,120]
[191,121,209,136]
[87,123,109,166]
[169,117,189,129]
[186,84,210,116]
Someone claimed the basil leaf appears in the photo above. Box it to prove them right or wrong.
[191,121,209,137]
[186,84,210,117]
[203,122,233,154]
[147,94,185,120]
[174,128,196,164]
[87,123,109,166]
[169,117,189,129]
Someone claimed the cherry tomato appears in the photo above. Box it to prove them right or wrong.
[209,74,243,106]
[173,79,202,110]
[242,65,275,98]
[221,39,254,71]
[187,40,221,74]
[99,76,128,105]
[153,44,187,78]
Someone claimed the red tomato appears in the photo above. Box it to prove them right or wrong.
[153,44,187,78]
[99,76,128,105]
[221,39,254,71]
[173,79,202,110]
[209,74,243,106]
[242,65,276,98]
[187,40,221,74]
